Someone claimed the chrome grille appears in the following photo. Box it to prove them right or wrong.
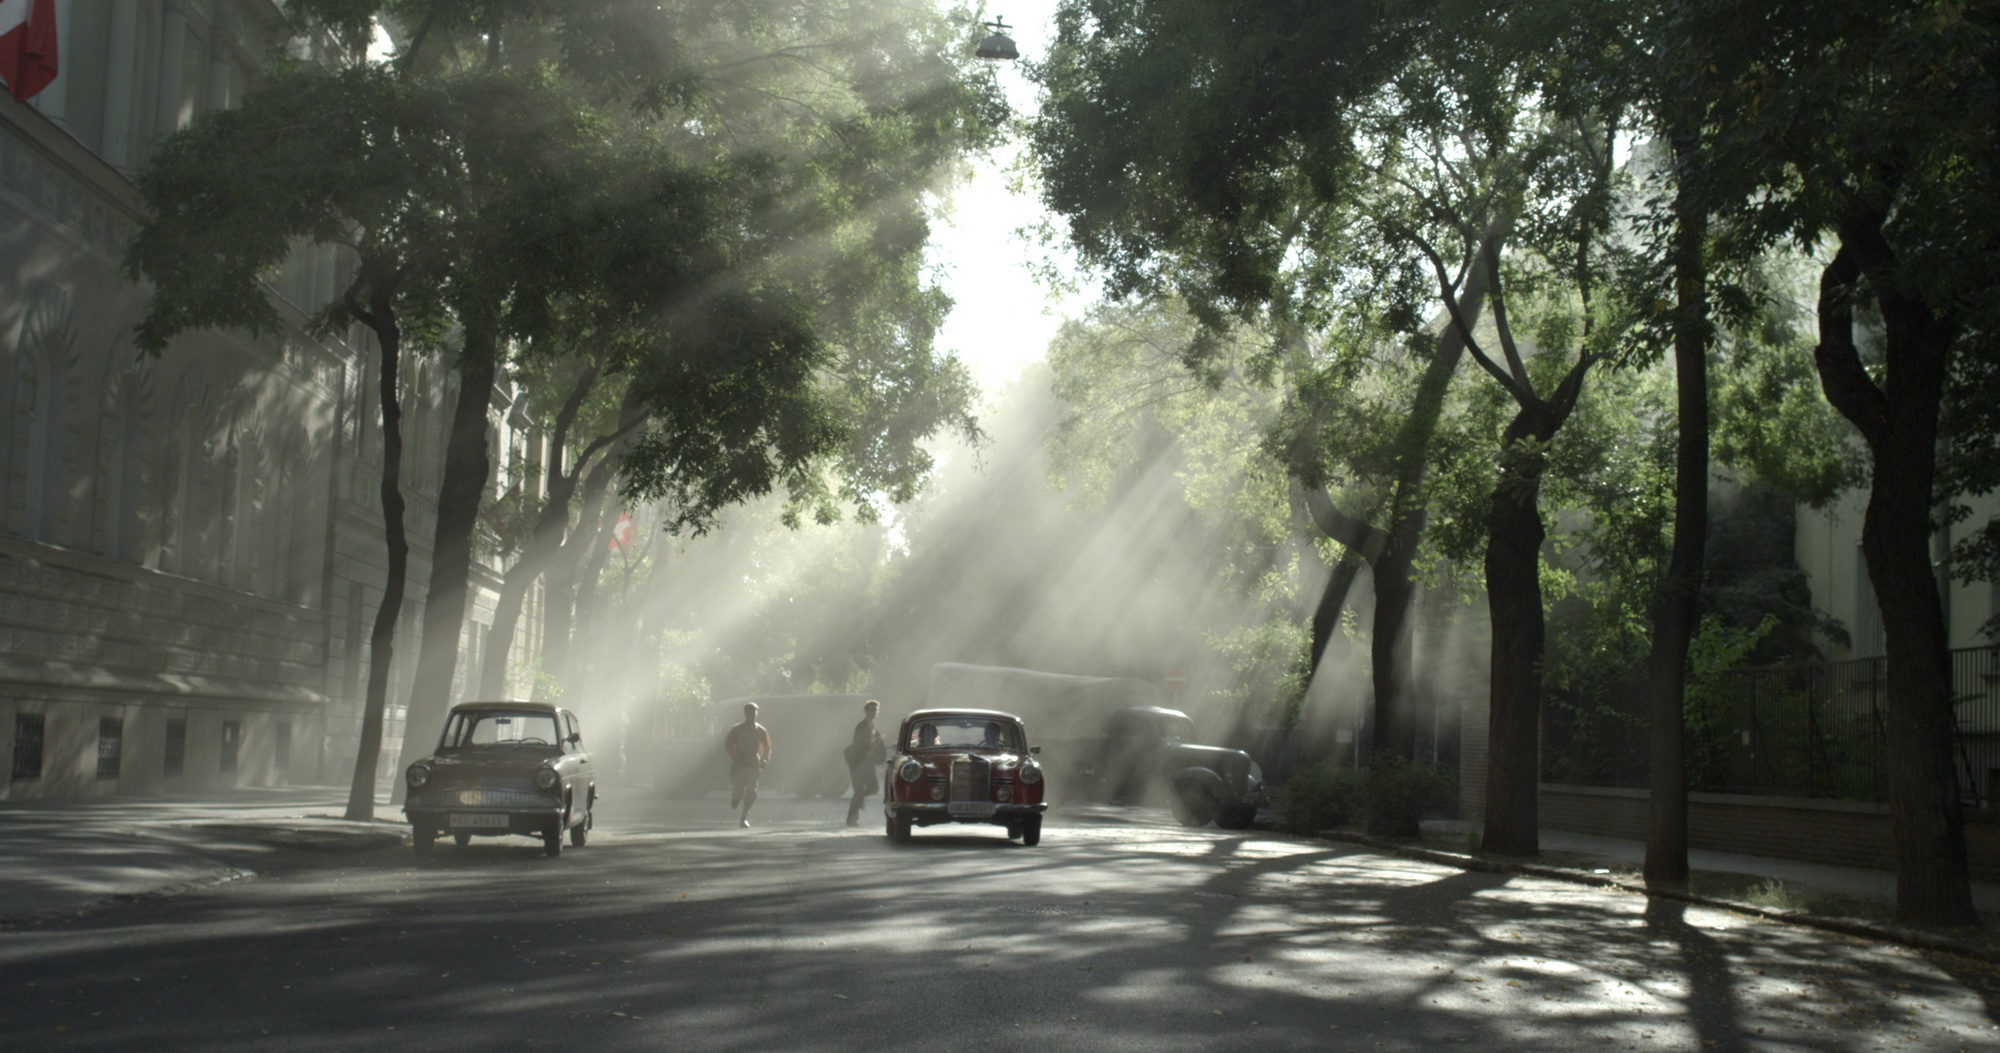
[950,755,991,802]
[410,788,551,809]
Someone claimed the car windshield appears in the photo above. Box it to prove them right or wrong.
[907,718,1019,751]
[442,710,561,749]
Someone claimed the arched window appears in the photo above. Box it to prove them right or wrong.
[8,284,76,542]
[93,356,155,565]
[160,372,218,579]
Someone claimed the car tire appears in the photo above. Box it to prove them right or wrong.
[570,807,589,847]
[543,824,563,857]
[1172,787,1219,828]
[453,832,472,847]
[1216,803,1256,830]
[888,813,912,843]
[411,826,435,855]
[1021,818,1042,847]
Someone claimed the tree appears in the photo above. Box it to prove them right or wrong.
[387,0,1000,775]
[128,0,999,815]
[1031,1,1629,848]
[128,59,478,820]
[1689,0,2000,927]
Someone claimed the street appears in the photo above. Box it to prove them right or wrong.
[2,797,1997,1053]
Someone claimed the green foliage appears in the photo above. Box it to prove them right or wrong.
[1274,761,1365,834]
[1364,754,1457,837]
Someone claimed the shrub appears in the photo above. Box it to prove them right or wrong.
[1364,755,1457,838]
[1275,762,1365,833]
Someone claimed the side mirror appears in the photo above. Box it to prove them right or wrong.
[566,733,582,745]
[1030,745,1041,755]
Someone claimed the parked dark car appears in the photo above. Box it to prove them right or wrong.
[403,701,596,857]
[1076,705,1265,829]
[883,708,1048,844]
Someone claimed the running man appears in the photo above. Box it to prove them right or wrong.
[723,702,771,828]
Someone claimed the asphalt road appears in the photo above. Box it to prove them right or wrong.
[3,797,1998,1053]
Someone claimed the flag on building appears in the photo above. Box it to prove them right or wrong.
[0,0,57,104]
[608,511,636,554]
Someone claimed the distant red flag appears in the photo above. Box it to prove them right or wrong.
[0,0,57,104]
[608,511,636,553]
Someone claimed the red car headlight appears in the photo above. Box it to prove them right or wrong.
[1018,761,1042,785]
[897,759,923,783]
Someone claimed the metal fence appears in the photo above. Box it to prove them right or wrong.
[1543,646,2000,807]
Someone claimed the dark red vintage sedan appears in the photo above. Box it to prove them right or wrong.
[883,708,1047,845]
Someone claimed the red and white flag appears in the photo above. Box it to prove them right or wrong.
[0,0,57,104]
[608,511,636,553]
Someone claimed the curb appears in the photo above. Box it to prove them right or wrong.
[1313,829,2000,966]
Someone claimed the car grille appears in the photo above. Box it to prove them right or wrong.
[409,788,551,809]
[950,755,991,802]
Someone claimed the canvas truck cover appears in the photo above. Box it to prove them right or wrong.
[925,663,1160,745]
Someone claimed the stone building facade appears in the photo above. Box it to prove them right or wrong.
[0,2,540,800]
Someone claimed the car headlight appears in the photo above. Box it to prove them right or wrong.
[405,762,432,789]
[1018,761,1042,785]
[898,759,923,783]
[533,767,559,790]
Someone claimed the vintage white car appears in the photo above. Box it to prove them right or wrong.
[402,701,597,857]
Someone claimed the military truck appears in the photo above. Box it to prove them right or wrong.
[925,663,1265,828]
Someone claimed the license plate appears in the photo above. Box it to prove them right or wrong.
[449,813,509,829]
[948,802,994,817]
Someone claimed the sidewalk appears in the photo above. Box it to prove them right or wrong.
[1316,820,2000,962]
[0,785,404,926]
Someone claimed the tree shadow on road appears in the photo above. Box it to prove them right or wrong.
[3,820,1997,1052]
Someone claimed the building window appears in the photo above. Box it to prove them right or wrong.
[11,713,43,779]
[164,718,186,778]
[275,720,291,771]
[220,721,240,774]
[97,718,123,781]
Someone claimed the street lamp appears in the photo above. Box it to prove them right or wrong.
[976,17,1019,61]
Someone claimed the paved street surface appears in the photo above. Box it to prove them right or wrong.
[3,792,1998,1052]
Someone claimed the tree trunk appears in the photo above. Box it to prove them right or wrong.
[536,451,620,697]
[1298,248,1490,773]
[1812,227,1976,927]
[1479,421,1552,855]
[564,496,625,687]
[1644,146,1711,888]
[394,319,499,797]
[477,366,622,698]
[1308,551,1363,670]
[345,273,410,823]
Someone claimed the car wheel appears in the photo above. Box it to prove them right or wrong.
[1172,787,1219,828]
[411,825,435,855]
[570,807,589,847]
[542,824,563,857]
[888,813,912,842]
[453,832,472,847]
[1216,803,1256,830]
[1021,818,1042,847]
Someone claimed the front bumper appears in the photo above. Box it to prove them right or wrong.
[406,788,562,835]
[886,801,1048,827]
